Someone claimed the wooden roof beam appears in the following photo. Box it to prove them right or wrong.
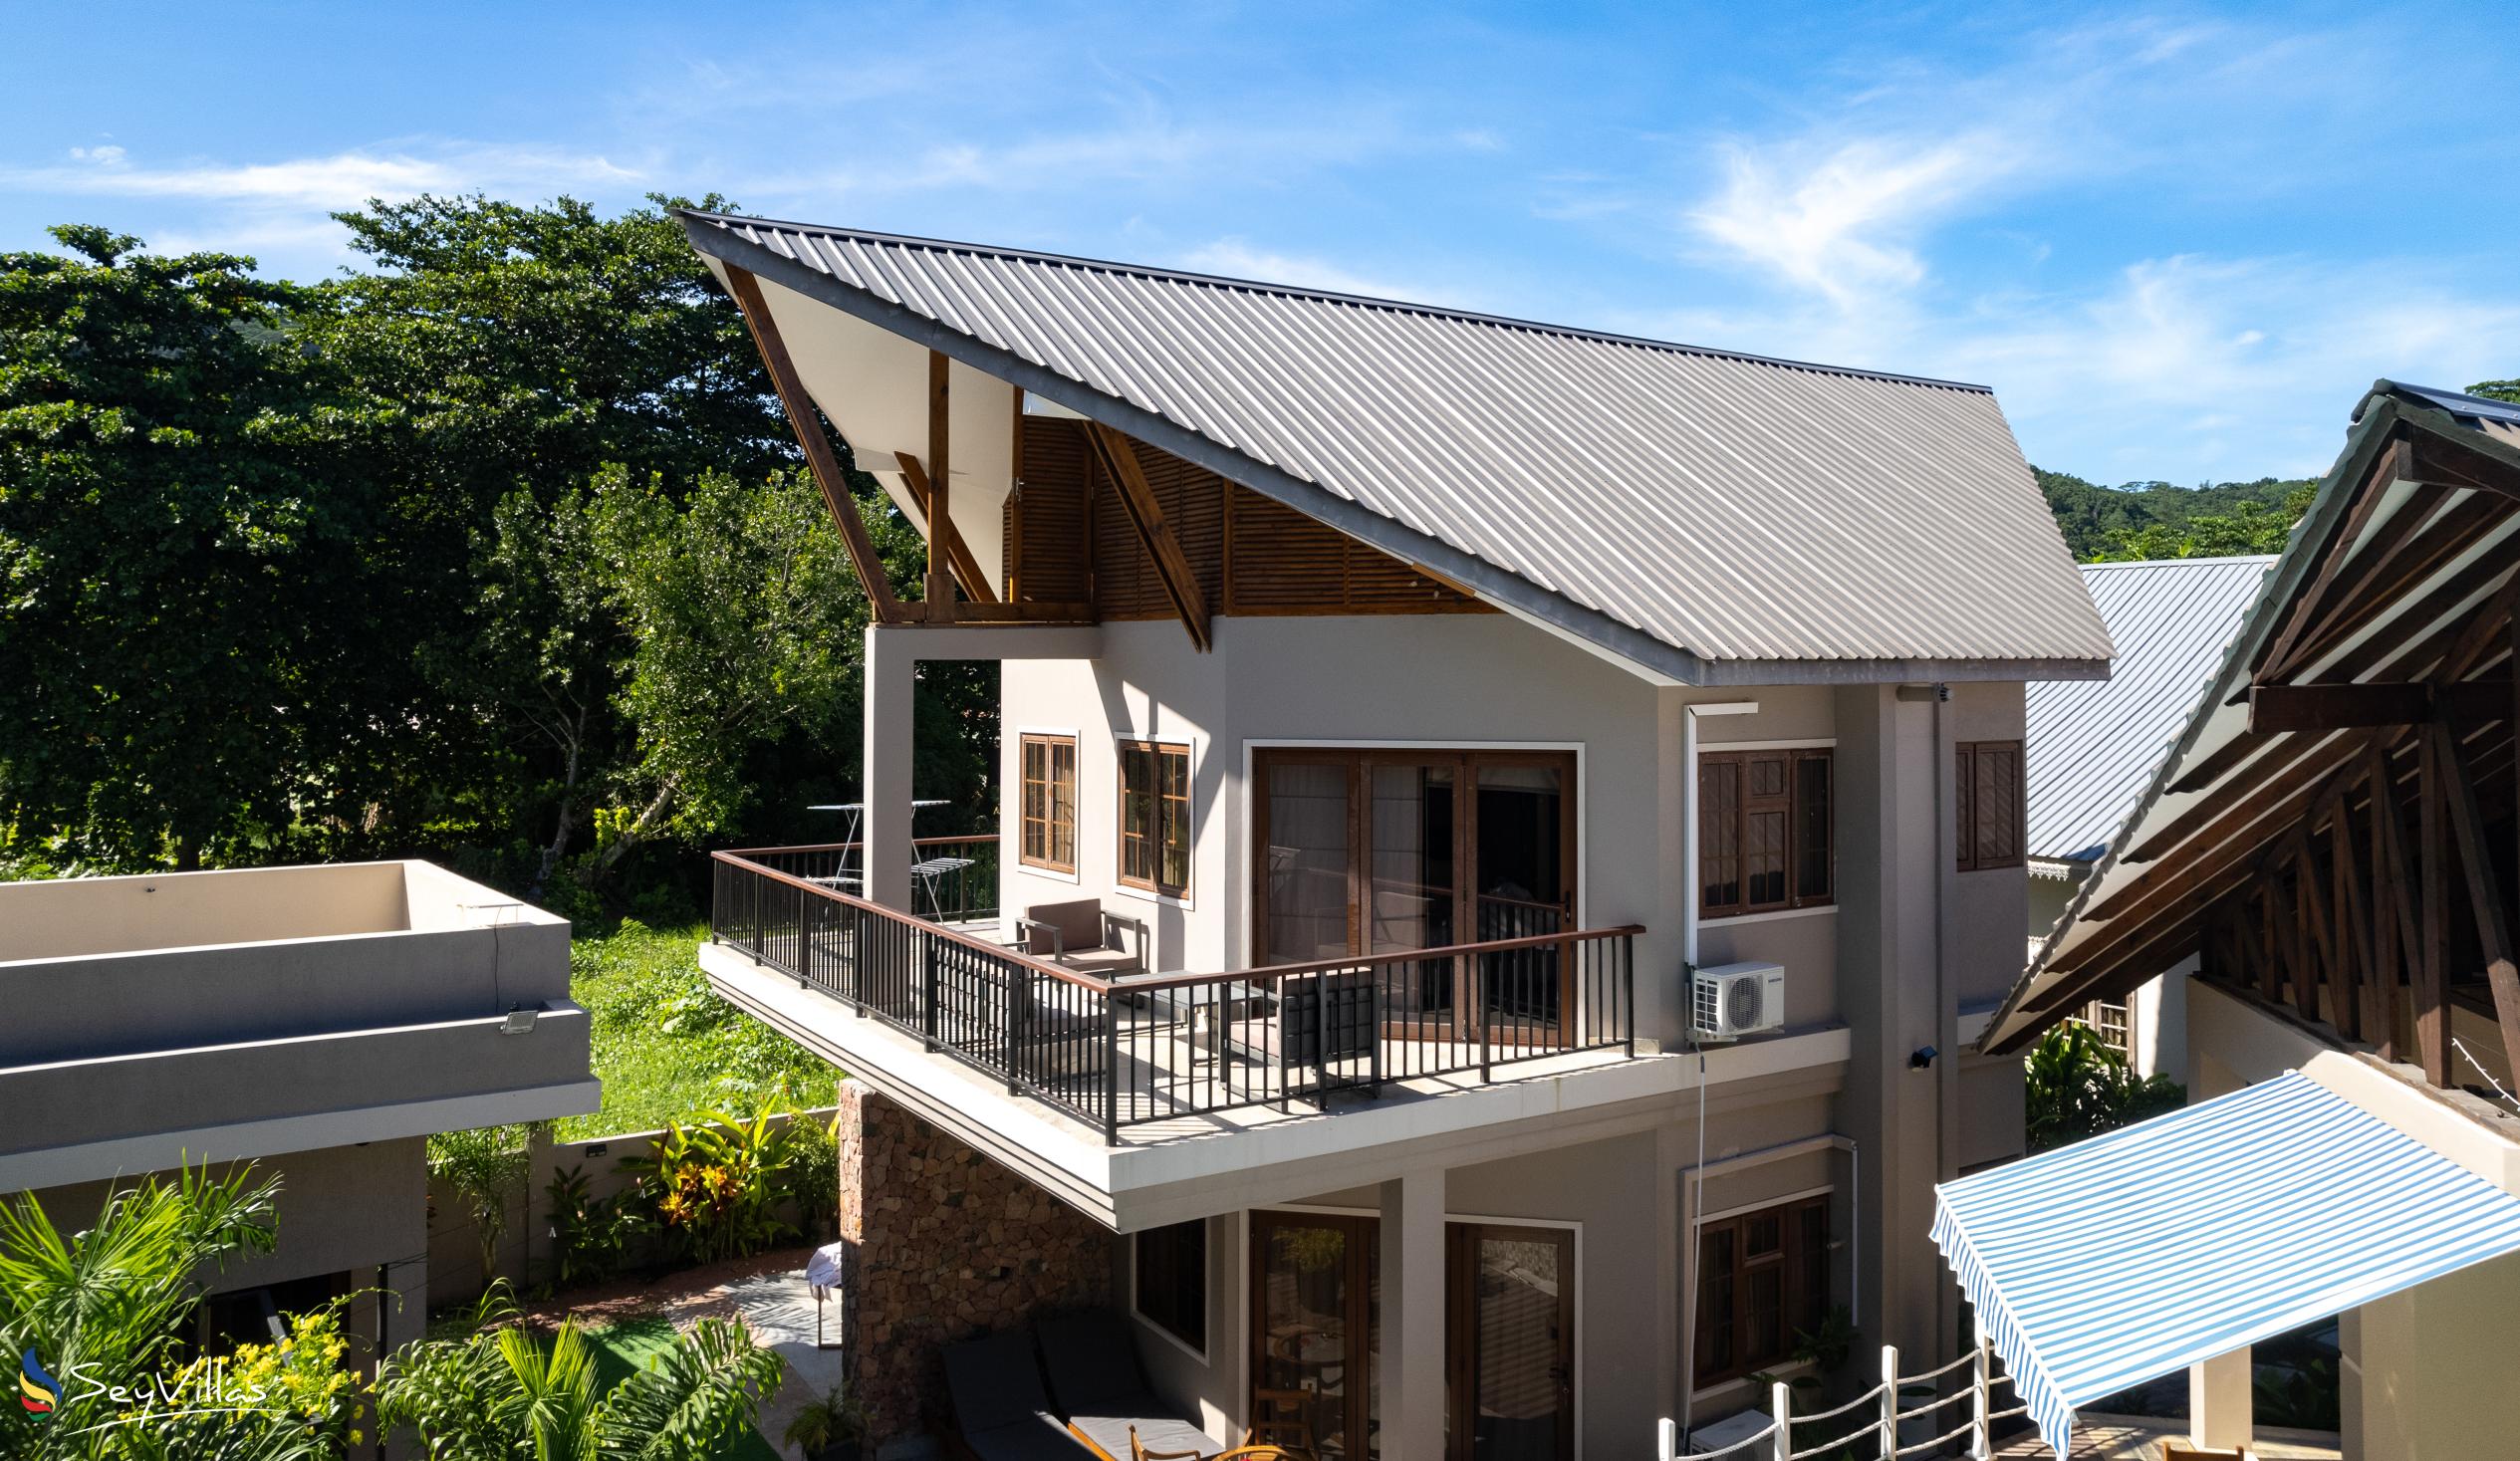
[895,452,999,605]
[1086,421,1212,651]
[2248,678,2511,734]
[724,265,903,624]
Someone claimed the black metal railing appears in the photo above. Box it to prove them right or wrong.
[729,835,1000,923]
[711,849,1638,1141]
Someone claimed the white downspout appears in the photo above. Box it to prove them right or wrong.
[1676,698,1756,1446]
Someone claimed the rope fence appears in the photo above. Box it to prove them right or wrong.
[1656,1317,2019,1461]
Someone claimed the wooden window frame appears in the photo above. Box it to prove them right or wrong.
[1133,1218,1207,1355]
[1698,749,1834,920]
[1956,740,2025,872]
[1119,739,1192,898]
[1019,733,1078,874]
[1691,1193,1831,1389]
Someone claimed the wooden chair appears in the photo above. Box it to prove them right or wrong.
[1244,1389,1317,1454]
[1127,1427,1204,1461]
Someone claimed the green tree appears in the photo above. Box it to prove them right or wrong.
[587,465,867,874]
[2466,377,2520,405]
[377,1304,782,1461]
[0,1164,361,1459]
[2024,1021,2184,1151]
[0,226,374,869]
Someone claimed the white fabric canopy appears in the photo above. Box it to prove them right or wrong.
[1934,1072,2520,1455]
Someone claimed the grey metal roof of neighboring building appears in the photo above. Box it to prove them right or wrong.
[680,209,2114,683]
[2025,556,2275,863]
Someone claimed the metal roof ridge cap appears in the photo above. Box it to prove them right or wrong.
[674,206,1997,394]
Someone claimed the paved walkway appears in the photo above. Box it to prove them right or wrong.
[516,1244,846,1460]
[1990,1414,2342,1458]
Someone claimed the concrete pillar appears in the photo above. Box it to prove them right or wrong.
[863,623,916,909]
[2188,1344,2252,1450]
[1380,1169,1445,1461]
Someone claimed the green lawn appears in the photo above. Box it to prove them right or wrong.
[560,920,838,1140]
[581,1319,786,1461]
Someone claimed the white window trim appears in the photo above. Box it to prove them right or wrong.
[1131,1220,1211,1362]
[1013,725,1084,884]
[1116,733,1197,910]
[1699,736,1837,751]
[1237,738,1588,969]
[1700,903,1839,929]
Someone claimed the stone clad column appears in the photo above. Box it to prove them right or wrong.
[1380,1169,1444,1461]
[863,624,915,910]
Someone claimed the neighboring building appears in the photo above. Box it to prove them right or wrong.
[0,860,598,1361]
[682,212,2113,1459]
[2025,556,2273,1077]
[1964,382,2520,1459]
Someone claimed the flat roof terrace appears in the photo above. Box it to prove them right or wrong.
[0,860,599,1190]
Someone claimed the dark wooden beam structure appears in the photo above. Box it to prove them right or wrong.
[926,349,952,618]
[895,452,999,606]
[1994,406,2520,1089]
[1085,421,1213,650]
[724,266,903,624]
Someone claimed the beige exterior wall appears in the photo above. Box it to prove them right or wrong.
[987,614,2034,1431]
[30,1138,430,1355]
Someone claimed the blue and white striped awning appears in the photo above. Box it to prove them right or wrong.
[1934,1072,2520,1456]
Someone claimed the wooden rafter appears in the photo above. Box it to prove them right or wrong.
[724,266,903,624]
[2427,718,2520,1084]
[2418,727,2452,1085]
[2246,679,2511,734]
[894,452,999,605]
[1085,421,1212,651]
[2273,488,2509,678]
[2257,436,2418,678]
[925,349,952,618]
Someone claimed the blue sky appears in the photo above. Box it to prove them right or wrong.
[6,1,2515,483]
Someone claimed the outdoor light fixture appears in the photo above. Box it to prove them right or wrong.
[500,1008,539,1035]
[1909,1045,1938,1069]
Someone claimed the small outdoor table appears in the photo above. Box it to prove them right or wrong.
[804,1240,848,1349]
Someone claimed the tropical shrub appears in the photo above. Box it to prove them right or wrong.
[378,1312,782,1461]
[545,1165,651,1289]
[427,1124,540,1283]
[620,1093,801,1266]
[0,1164,365,1460]
[2024,1022,2184,1152]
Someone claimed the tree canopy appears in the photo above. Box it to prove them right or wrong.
[0,197,989,915]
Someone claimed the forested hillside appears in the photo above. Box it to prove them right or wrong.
[2035,468,2316,562]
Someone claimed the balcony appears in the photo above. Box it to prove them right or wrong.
[0,860,599,1190]
[708,846,1639,1141]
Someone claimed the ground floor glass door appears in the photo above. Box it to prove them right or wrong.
[1446,1224,1575,1461]
[1252,1211,1380,1461]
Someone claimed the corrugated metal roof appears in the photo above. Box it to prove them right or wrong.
[2026,556,2274,862]
[681,210,2113,680]
[1982,382,2520,1053]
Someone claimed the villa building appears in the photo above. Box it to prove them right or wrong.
[1960,381,2520,1460]
[0,861,597,1363]
[2025,555,2273,1079]
[680,212,2114,1459]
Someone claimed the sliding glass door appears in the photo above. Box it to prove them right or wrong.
[1255,749,1576,1040]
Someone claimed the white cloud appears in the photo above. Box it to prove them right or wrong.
[1173,238,1429,302]
[1689,130,2028,306]
[4,143,638,210]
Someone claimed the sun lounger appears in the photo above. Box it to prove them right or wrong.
[1037,1310,1215,1461]
[943,1328,1098,1461]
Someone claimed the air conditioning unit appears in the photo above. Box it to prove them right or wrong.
[1692,961,1785,1041]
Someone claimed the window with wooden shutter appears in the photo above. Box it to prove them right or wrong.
[1956,741,2025,871]
[1019,733,1076,873]
[1691,1194,1832,1387]
[1699,749,1833,919]
[1120,740,1191,897]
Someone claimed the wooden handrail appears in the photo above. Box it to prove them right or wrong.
[713,848,1643,998]
[712,850,1100,989]
[715,834,999,856]
[1119,923,1646,992]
